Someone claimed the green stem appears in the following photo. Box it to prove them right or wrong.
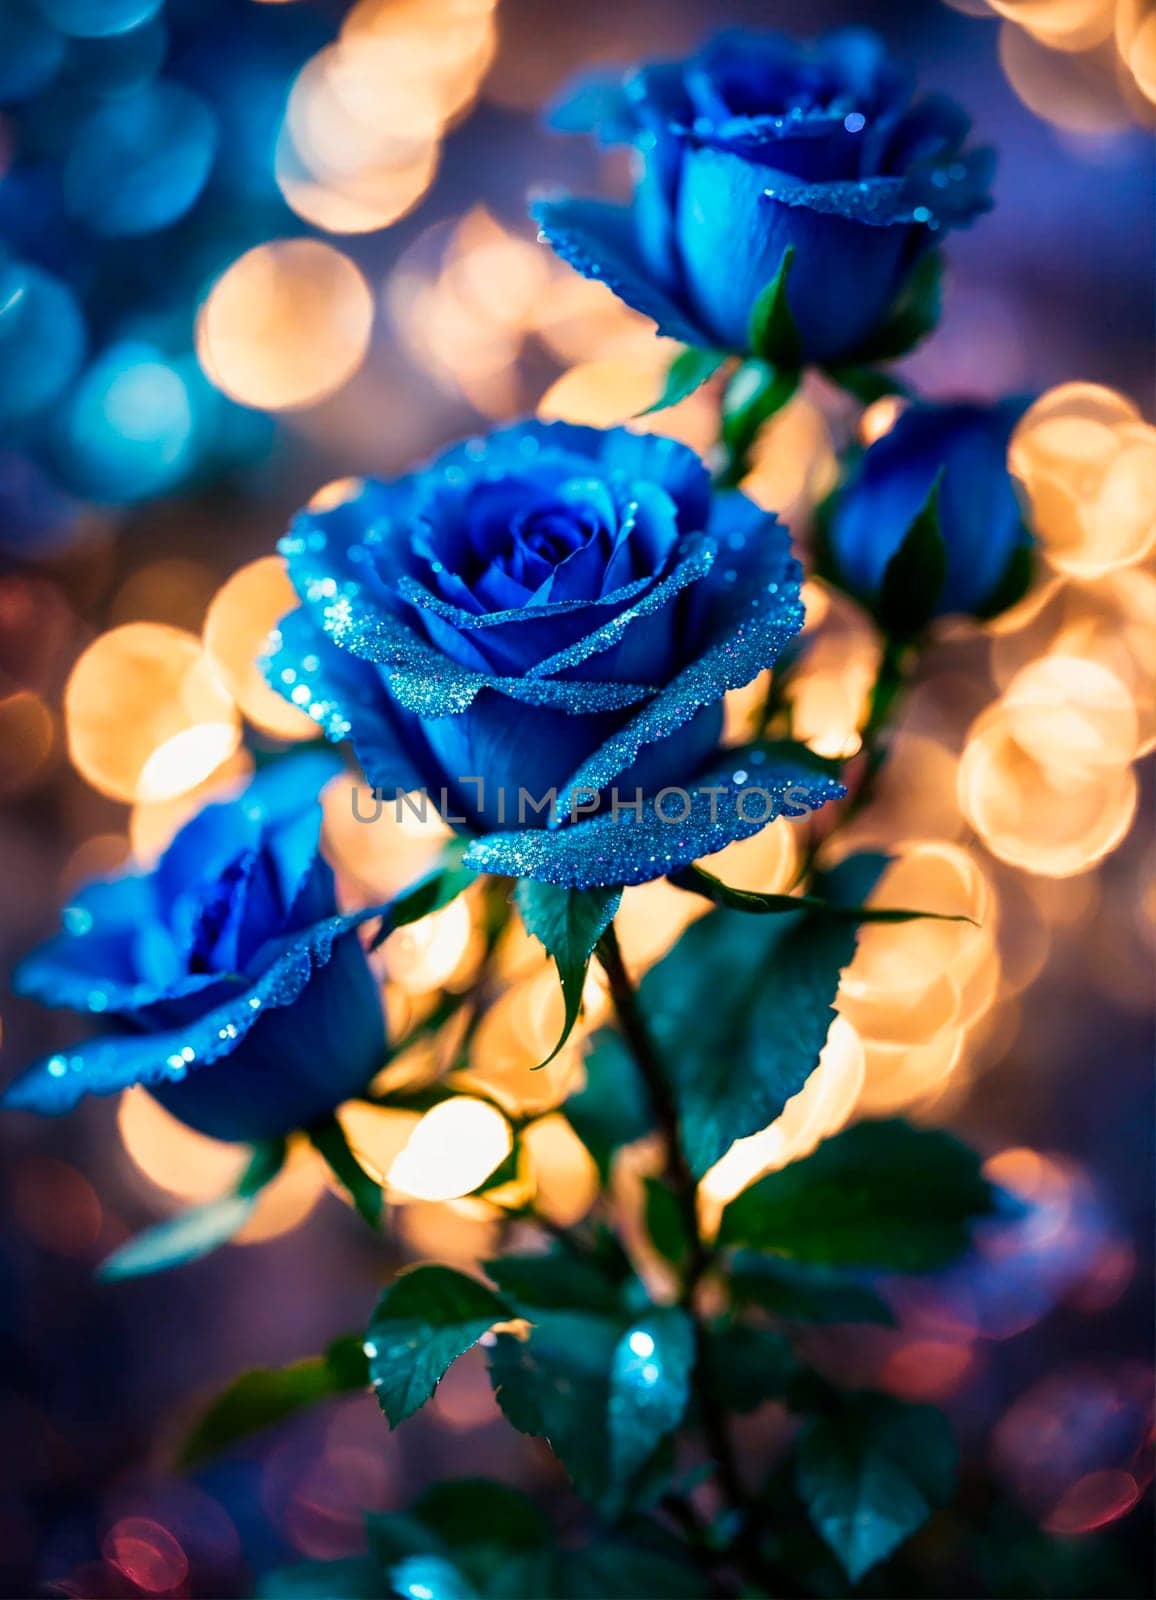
[595,925,747,1522]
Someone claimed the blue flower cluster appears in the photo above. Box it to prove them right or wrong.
[4,26,1031,1149]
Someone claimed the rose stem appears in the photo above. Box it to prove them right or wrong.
[594,924,747,1519]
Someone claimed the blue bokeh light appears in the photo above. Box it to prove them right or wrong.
[57,339,196,500]
[0,257,86,422]
[63,81,217,236]
[0,3,65,104]
[32,0,164,42]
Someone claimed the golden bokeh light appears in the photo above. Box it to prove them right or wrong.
[786,586,881,760]
[235,1143,326,1245]
[1011,385,1156,576]
[383,894,476,994]
[197,241,374,412]
[997,16,1133,132]
[118,1089,249,1205]
[537,348,718,456]
[958,702,1138,876]
[986,0,1116,52]
[65,623,241,805]
[203,558,320,742]
[523,1113,600,1226]
[741,392,838,525]
[129,750,254,865]
[999,654,1139,776]
[277,0,495,233]
[386,1097,512,1202]
[463,970,591,1115]
[337,1101,423,1184]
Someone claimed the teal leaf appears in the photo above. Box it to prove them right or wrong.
[608,1308,695,1502]
[729,1254,895,1326]
[721,359,799,465]
[641,346,728,415]
[669,861,973,925]
[370,840,476,951]
[847,250,944,365]
[795,1391,958,1582]
[699,1319,796,1415]
[718,1118,997,1269]
[309,1117,383,1229]
[259,1558,387,1599]
[747,245,801,368]
[485,1536,706,1600]
[97,1194,256,1282]
[876,474,947,639]
[367,1265,512,1426]
[567,1029,653,1181]
[641,853,889,1176]
[485,1252,625,1317]
[488,1311,626,1508]
[414,1479,550,1555]
[98,1136,286,1281]
[642,1177,692,1271]
[178,1335,368,1468]
[515,881,622,1067]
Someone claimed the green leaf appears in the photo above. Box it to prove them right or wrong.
[795,1391,957,1582]
[567,1029,653,1180]
[98,1137,287,1281]
[717,1118,996,1269]
[485,1251,625,1317]
[370,839,477,952]
[178,1335,368,1468]
[259,1558,388,1599]
[975,535,1034,621]
[488,1311,627,1508]
[699,1320,796,1414]
[640,853,890,1176]
[98,1194,257,1281]
[608,1308,695,1501]
[515,881,622,1067]
[876,474,947,640]
[729,1254,895,1326]
[847,250,944,365]
[486,1536,706,1600]
[747,245,801,368]
[721,359,799,464]
[642,1178,692,1271]
[309,1117,383,1229]
[414,1479,550,1555]
[366,1264,512,1426]
[640,345,728,414]
[669,861,974,925]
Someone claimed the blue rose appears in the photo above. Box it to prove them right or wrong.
[3,754,387,1141]
[827,399,1032,621]
[264,421,842,890]
[533,29,994,366]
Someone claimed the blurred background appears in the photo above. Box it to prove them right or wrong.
[0,0,1152,1594]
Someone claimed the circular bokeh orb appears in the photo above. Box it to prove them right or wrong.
[32,0,163,40]
[64,81,217,237]
[0,259,85,423]
[196,239,374,411]
[0,3,65,103]
[57,342,197,501]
